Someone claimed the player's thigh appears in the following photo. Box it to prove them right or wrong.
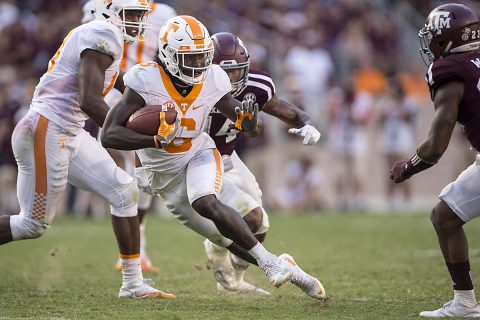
[227,152,263,204]
[11,111,70,226]
[219,178,260,217]
[439,157,480,222]
[186,148,223,204]
[67,131,137,216]
[158,171,232,247]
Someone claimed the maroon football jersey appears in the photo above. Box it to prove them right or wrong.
[207,67,276,155]
[426,51,480,150]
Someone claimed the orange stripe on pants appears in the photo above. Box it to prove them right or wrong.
[32,115,49,221]
[213,149,222,193]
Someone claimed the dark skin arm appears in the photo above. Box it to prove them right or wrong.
[78,49,115,127]
[102,87,157,150]
[261,94,315,128]
[113,70,126,92]
[214,92,242,122]
[416,80,462,163]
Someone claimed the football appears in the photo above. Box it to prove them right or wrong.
[126,104,178,136]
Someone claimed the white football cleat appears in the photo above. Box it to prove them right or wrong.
[204,239,237,290]
[217,281,271,296]
[260,257,292,288]
[118,279,176,299]
[279,253,326,299]
[420,300,480,318]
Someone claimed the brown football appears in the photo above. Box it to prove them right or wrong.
[126,104,178,136]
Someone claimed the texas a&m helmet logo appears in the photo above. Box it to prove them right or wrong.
[427,11,451,34]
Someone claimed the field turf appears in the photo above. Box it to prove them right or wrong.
[1,212,480,319]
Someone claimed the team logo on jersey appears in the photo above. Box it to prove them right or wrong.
[427,11,451,34]
[244,93,256,102]
[162,101,175,111]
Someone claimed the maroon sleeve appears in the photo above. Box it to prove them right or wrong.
[426,57,465,100]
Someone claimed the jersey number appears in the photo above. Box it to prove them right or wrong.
[165,117,196,153]
[206,116,237,143]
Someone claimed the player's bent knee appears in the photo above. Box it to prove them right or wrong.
[431,201,464,231]
[243,207,263,233]
[191,195,218,219]
[10,215,47,240]
[110,180,139,218]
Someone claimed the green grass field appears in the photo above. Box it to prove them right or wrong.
[1,212,480,319]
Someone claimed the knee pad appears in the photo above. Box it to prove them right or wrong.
[110,179,139,218]
[10,214,47,240]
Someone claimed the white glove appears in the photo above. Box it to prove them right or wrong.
[288,125,321,146]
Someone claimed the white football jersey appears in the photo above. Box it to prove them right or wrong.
[120,3,176,72]
[31,20,123,135]
[124,62,231,173]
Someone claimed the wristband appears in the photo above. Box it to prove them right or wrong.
[403,153,435,178]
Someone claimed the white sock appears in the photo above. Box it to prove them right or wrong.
[454,289,477,308]
[231,253,250,283]
[247,242,276,266]
[210,241,229,256]
[121,254,143,288]
[140,221,146,259]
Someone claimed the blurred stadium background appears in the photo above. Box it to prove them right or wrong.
[0,0,480,218]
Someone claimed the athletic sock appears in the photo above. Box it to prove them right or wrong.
[121,253,143,287]
[139,221,146,259]
[446,261,474,291]
[247,242,276,266]
[230,253,250,283]
[454,289,477,308]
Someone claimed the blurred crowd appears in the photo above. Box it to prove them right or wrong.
[1,0,479,216]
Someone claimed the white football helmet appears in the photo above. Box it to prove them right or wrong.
[81,0,96,24]
[94,0,151,43]
[158,15,214,85]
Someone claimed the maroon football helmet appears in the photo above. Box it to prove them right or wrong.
[419,3,480,64]
[212,32,250,97]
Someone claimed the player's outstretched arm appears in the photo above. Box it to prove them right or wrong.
[78,49,115,127]
[262,95,321,145]
[390,80,462,183]
[216,93,259,134]
[102,87,157,150]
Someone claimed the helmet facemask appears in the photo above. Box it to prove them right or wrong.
[220,59,250,97]
[418,26,436,65]
[164,46,214,85]
[113,6,150,43]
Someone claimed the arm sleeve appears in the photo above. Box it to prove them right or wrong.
[78,21,123,60]
[123,65,152,103]
[426,58,465,100]
[213,65,233,97]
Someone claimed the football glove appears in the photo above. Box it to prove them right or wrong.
[228,97,259,133]
[154,111,180,148]
[288,125,321,146]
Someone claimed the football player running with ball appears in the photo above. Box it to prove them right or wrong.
[201,32,323,297]
[390,3,480,317]
[102,15,324,298]
[0,0,175,299]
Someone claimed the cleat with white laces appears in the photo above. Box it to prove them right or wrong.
[118,279,176,299]
[217,281,270,296]
[279,253,326,299]
[260,257,292,288]
[420,300,480,318]
[204,239,237,290]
